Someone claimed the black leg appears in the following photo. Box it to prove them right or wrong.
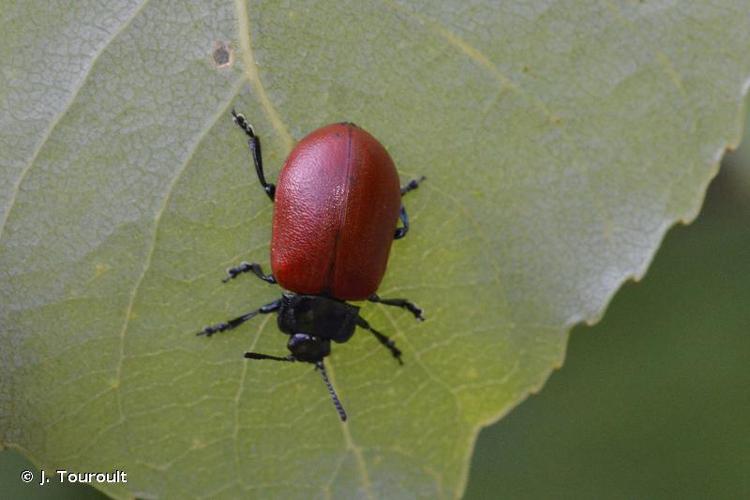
[369,293,424,321]
[357,317,403,365]
[197,299,281,337]
[223,261,277,284]
[400,175,426,196]
[231,109,275,201]
[394,205,409,239]
[395,176,425,239]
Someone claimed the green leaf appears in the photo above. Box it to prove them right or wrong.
[1,1,748,498]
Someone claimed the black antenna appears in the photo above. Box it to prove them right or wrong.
[244,352,294,362]
[316,361,347,422]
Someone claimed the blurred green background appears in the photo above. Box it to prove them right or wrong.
[2,127,749,500]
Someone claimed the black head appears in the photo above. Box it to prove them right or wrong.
[286,333,330,363]
[277,293,360,344]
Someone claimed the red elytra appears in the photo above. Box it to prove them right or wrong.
[271,123,401,301]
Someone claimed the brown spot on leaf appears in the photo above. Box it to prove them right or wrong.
[212,41,233,68]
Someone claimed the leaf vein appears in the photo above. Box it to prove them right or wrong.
[380,0,560,123]
[235,0,294,152]
[0,0,149,242]
[111,75,246,421]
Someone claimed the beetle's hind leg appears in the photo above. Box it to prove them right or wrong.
[231,109,276,201]
[357,317,403,365]
[197,298,281,337]
[368,293,424,321]
[222,261,276,284]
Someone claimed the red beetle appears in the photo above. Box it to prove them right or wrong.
[198,110,425,421]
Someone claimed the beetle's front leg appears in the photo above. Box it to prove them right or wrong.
[197,299,281,337]
[357,316,403,365]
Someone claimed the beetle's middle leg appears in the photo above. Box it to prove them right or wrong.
[231,109,275,201]
[222,262,276,284]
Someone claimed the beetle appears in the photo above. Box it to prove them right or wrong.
[197,110,425,421]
